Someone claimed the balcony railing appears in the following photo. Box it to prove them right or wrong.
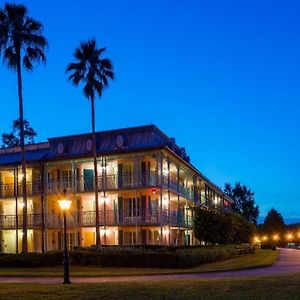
[0,171,195,202]
[0,209,193,230]
[0,213,42,229]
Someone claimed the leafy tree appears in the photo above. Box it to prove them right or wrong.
[193,207,255,244]
[224,182,259,224]
[231,213,256,243]
[66,39,114,246]
[193,208,232,244]
[0,3,47,252]
[262,208,286,235]
[2,119,37,148]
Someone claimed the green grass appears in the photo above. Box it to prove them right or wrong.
[0,273,300,299]
[0,249,278,277]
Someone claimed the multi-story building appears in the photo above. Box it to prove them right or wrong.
[0,125,232,253]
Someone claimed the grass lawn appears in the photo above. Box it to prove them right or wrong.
[0,273,299,300]
[0,249,278,277]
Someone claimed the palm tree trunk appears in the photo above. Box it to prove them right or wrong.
[91,96,101,246]
[16,49,28,253]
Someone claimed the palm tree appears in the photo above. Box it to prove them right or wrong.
[0,3,47,252]
[66,39,114,246]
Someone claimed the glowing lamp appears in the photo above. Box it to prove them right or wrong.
[58,199,72,211]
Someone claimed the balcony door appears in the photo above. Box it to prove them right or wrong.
[62,170,72,190]
[141,161,151,186]
[83,169,94,191]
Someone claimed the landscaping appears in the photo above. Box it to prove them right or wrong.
[0,249,277,277]
[0,245,255,269]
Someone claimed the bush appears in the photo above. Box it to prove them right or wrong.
[0,245,254,269]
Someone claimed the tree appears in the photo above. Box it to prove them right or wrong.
[263,208,286,235]
[193,207,255,244]
[193,208,233,244]
[66,39,114,246]
[224,182,259,225]
[231,213,256,243]
[0,3,47,252]
[2,119,37,148]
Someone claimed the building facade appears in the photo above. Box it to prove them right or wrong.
[0,125,232,253]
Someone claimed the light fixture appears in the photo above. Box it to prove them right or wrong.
[162,228,169,234]
[99,196,107,204]
[58,199,72,211]
[58,190,71,284]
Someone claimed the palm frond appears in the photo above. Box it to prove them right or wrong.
[0,3,47,71]
[83,82,95,100]
[66,38,114,101]
[3,46,17,69]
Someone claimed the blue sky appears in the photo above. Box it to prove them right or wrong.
[1,0,300,220]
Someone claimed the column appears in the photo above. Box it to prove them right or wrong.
[43,163,48,252]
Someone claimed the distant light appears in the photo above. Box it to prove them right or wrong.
[152,189,156,195]
[253,236,260,243]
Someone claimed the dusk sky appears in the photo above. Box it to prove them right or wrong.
[1,0,300,220]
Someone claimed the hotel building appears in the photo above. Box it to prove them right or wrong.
[0,125,232,253]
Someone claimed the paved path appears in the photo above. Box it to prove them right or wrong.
[1,248,300,284]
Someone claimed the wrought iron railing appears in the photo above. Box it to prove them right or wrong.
[0,171,195,201]
[0,208,193,229]
[0,213,42,229]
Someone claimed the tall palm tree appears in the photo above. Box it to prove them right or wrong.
[0,3,47,253]
[66,39,114,246]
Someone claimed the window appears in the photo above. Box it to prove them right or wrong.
[124,198,140,217]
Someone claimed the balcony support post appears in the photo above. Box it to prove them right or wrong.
[43,163,48,252]
[40,162,45,253]
[159,153,163,245]
[102,156,107,245]
[14,166,18,253]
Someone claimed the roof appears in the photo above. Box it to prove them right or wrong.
[0,148,49,166]
[47,125,190,162]
[0,125,232,201]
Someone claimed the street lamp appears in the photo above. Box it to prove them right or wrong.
[58,192,72,284]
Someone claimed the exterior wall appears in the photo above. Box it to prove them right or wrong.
[0,148,232,252]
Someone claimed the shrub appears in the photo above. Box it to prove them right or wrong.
[0,245,254,269]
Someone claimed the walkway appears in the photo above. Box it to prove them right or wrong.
[0,248,300,284]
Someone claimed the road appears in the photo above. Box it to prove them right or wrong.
[0,248,300,284]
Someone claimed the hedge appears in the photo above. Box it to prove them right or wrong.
[0,245,254,268]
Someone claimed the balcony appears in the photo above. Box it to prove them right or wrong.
[0,181,41,199]
[0,208,193,230]
[0,171,195,201]
[0,214,42,229]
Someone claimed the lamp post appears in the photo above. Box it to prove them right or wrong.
[58,192,72,284]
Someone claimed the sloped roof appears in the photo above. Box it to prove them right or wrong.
[0,148,49,166]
